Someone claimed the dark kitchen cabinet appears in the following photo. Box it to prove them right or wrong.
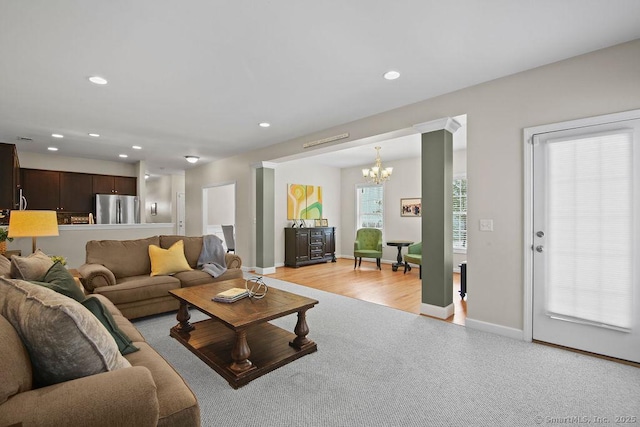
[21,169,60,210]
[284,227,336,267]
[0,143,20,210]
[21,169,94,212]
[20,168,136,213]
[60,172,93,212]
[92,175,137,195]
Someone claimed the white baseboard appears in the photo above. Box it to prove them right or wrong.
[420,302,454,319]
[465,317,524,340]
[253,266,276,275]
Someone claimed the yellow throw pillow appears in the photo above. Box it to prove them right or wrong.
[148,240,192,276]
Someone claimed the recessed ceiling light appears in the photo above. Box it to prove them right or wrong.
[119,154,128,158]
[383,70,400,80]
[145,174,150,179]
[88,133,100,137]
[51,133,64,138]
[88,76,108,85]
[185,156,199,164]
[48,147,58,151]
[132,145,142,150]
[259,122,271,128]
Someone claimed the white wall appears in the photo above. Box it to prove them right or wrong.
[206,184,235,225]
[274,162,342,266]
[18,152,137,176]
[185,40,640,332]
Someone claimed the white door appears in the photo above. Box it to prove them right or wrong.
[532,118,640,363]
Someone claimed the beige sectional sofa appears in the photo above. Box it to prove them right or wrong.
[78,235,243,319]
[0,279,200,427]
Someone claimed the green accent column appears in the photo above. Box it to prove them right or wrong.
[256,166,275,270]
[421,129,453,309]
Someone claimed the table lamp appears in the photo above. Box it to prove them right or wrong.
[8,210,59,254]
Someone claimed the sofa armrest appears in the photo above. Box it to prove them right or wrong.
[77,263,117,293]
[0,366,159,427]
[224,253,242,269]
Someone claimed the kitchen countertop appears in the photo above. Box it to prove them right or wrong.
[58,223,174,231]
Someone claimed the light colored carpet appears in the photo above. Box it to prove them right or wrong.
[133,277,640,427]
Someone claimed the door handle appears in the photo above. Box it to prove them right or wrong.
[535,245,544,253]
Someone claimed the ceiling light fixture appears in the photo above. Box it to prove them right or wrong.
[185,156,199,164]
[132,145,142,150]
[88,76,108,85]
[362,146,393,184]
[259,122,271,128]
[383,70,400,80]
[88,133,100,137]
[119,154,128,158]
[51,133,64,138]
[47,147,58,151]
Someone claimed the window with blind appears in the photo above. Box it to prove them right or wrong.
[546,130,633,329]
[453,177,467,251]
[356,185,384,229]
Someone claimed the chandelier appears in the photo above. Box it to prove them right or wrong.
[362,146,393,184]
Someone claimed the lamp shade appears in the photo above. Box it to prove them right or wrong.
[8,210,59,253]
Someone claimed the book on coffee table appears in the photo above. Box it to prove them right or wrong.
[213,287,249,303]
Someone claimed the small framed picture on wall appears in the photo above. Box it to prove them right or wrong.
[401,198,421,217]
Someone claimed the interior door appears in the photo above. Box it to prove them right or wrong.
[532,119,640,363]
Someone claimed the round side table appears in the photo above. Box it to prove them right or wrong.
[386,240,413,271]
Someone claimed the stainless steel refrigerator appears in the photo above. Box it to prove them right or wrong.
[95,194,140,224]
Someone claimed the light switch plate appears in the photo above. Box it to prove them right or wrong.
[479,219,494,232]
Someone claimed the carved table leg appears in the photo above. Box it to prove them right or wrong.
[290,309,314,349]
[230,330,254,373]
[174,301,194,333]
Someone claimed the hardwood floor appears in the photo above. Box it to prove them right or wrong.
[264,258,467,326]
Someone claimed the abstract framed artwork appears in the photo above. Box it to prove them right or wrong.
[401,198,421,217]
[287,184,323,219]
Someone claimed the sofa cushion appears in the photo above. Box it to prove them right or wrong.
[0,255,11,278]
[30,261,86,302]
[174,269,241,287]
[149,240,192,276]
[86,236,160,279]
[160,235,203,268]
[81,296,139,355]
[10,249,54,281]
[94,275,181,305]
[0,315,32,405]
[125,341,200,426]
[0,278,131,387]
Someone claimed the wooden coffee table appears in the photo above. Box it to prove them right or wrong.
[168,278,318,389]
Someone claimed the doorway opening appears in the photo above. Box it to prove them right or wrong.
[202,182,236,252]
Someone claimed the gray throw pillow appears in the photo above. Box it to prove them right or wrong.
[0,255,10,278]
[10,249,54,281]
[0,278,131,387]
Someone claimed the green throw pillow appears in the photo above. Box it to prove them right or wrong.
[29,261,86,302]
[81,297,139,356]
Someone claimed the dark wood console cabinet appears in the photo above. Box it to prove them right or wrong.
[285,227,336,267]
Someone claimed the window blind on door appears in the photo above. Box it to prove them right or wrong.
[545,130,633,330]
